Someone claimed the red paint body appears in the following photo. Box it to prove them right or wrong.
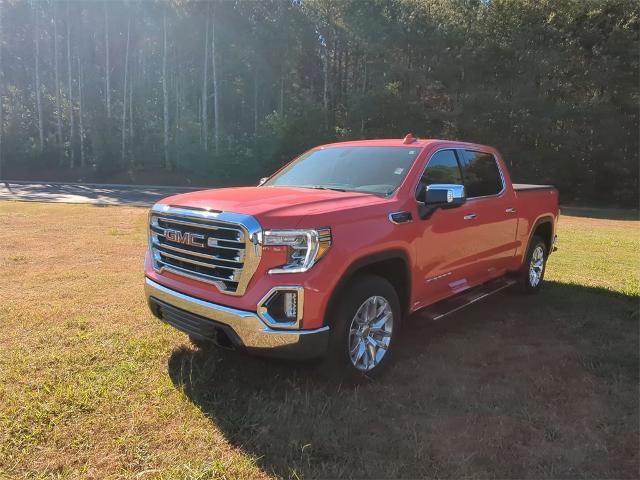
[145,139,559,329]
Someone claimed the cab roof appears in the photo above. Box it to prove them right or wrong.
[317,134,494,152]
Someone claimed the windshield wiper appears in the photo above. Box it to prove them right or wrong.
[306,185,347,192]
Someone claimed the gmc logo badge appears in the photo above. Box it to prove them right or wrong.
[165,229,205,248]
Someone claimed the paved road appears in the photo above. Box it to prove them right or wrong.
[0,181,199,206]
[4,182,632,221]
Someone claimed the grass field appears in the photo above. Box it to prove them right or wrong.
[0,202,638,479]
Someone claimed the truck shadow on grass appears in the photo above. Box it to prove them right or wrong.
[167,281,639,479]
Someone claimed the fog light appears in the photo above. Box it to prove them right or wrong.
[257,287,304,329]
[266,290,297,321]
[283,291,297,319]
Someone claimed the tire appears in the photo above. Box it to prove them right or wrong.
[520,235,548,294]
[189,335,213,350]
[320,274,401,381]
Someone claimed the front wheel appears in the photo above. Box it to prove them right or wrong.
[322,275,401,380]
[520,235,548,293]
[189,335,213,350]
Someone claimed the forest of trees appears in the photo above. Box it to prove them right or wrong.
[0,0,637,205]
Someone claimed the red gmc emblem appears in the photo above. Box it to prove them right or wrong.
[165,229,205,248]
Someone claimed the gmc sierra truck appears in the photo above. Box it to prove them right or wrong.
[145,134,558,378]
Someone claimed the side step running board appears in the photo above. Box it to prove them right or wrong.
[415,277,517,321]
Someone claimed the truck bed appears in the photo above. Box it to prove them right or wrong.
[512,183,556,192]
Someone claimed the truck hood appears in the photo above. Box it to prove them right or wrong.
[158,186,390,228]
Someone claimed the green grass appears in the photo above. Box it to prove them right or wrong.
[0,202,638,479]
[547,211,640,296]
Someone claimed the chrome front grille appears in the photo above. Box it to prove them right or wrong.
[149,204,262,295]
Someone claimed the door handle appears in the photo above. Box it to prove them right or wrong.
[463,214,477,220]
[505,207,517,213]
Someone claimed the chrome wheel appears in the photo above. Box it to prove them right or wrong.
[348,296,393,371]
[529,245,545,288]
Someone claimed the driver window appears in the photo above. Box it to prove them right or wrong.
[416,149,463,199]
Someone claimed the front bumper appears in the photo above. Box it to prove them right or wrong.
[145,277,330,360]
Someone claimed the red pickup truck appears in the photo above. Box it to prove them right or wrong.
[145,135,558,378]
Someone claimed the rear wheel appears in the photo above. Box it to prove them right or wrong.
[321,275,400,380]
[520,235,547,293]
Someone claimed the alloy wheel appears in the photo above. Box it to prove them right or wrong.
[529,245,545,287]
[348,296,394,371]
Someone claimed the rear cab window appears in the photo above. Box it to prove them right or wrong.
[460,150,503,198]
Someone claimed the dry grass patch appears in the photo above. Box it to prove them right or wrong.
[0,203,265,479]
[0,201,638,479]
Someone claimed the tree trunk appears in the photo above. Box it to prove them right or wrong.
[175,73,180,132]
[122,17,130,166]
[201,12,209,152]
[66,1,74,167]
[198,96,202,146]
[322,46,328,130]
[104,1,110,119]
[34,5,44,153]
[279,73,284,116]
[53,3,62,152]
[211,8,219,154]
[174,72,180,167]
[361,53,367,94]
[162,12,169,169]
[330,35,337,115]
[253,70,258,133]
[129,67,133,140]
[0,1,3,180]
[77,55,85,167]
[336,38,342,106]
[343,47,349,99]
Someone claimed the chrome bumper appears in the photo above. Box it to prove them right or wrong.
[144,277,330,359]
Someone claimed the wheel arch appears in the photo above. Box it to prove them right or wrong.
[523,216,555,266]
[325,250,412,325]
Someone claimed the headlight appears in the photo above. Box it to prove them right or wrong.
[262,228,332,274]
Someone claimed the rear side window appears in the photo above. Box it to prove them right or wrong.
[416,149,463,198]
[461,150,503,198]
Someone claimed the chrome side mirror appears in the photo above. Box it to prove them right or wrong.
[258,177,269,186]
[424,184,465,206]
[419,183,466,219]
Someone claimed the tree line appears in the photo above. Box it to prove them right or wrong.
[0,0,637,206]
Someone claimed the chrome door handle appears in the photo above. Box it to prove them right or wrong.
[463,214,477,220]
[505,207,517,213]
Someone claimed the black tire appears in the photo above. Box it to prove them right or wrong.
[520,235,548,294]
[189,335,213,350]
[320,274,401,381]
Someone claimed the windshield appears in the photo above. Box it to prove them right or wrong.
[263,146,421,195]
